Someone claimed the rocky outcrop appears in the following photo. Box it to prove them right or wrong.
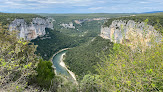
[9,17,53,40]
[74,17,109,24]
[60,22,75,29]
[101,20,162,50]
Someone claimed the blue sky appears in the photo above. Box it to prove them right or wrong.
[0,0,163,13]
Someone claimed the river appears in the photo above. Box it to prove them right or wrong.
[52,50,77,84]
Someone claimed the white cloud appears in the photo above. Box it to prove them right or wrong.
[140,2,149,3]
[89,7,104,10]
[0,0,163,13]
[0,0,96,9]
[37,0,65,4]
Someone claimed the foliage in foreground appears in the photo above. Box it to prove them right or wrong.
[97,41,163,91]
[0,25,60,92]
[0,24,39,91]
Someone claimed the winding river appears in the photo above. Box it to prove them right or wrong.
[52,50,77,83]
[52,50,69,76]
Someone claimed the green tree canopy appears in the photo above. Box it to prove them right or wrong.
[36,59,55,89]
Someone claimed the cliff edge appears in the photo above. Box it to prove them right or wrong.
[101,20,162,50]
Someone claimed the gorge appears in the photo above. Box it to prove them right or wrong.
[1,12,163,91]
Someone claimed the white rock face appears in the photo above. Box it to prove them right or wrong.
[74,17,109,24]
[101,20,162,50]
[60,22,75,29]
[9,17,53,40]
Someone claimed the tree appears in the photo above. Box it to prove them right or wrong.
[97,40,163,91]
[80,74,101,92]
[0,24,39,91]
[36,59,55,89]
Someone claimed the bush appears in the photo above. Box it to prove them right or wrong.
[97,41,163,91]
[36,59,55,89]
[0,24,39,91]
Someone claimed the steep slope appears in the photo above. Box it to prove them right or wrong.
[64,37,113,78]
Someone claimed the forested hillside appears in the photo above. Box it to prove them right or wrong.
[0,25,56,91]
[31,14,132,60]
[64,37,113,78]
[54,20,103,37]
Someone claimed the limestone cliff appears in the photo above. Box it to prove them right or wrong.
[9,17,53,40]
[60,22,75,29]
[101,20,162,50]
[74,17,109,24]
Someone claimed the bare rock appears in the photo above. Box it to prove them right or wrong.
[9,17,54,40]
[101,20,162,50]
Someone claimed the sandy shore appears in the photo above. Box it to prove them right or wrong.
[60,53,78,84]
[50,48,70,62]
[50,48,70,76]
[50,48,78,84]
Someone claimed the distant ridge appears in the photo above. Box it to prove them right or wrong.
[143,11,163,14]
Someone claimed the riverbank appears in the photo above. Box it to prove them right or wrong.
[49,48,70,74]
[50,48,78,84]
[60,53,78,84]
[49,48,70,62]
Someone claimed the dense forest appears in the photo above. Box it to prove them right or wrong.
[64,37,113,78]
[53,19,103,37]
[31,28,94,60]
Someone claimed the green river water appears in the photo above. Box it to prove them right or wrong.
[52,50,71,77]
